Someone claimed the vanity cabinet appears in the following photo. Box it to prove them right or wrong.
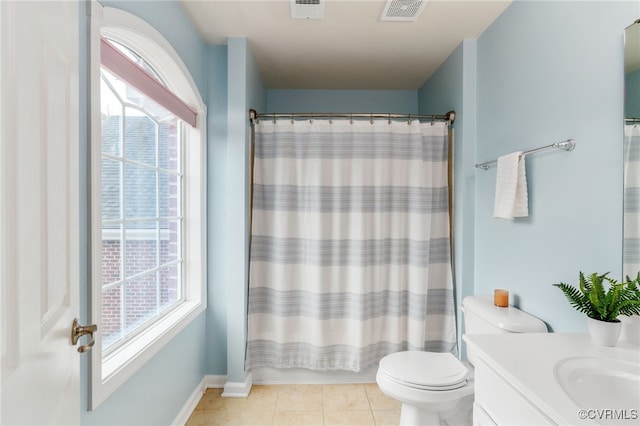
[472,356,553,425]
[465,333,639,426]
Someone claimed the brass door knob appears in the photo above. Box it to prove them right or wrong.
[71,318,97,353]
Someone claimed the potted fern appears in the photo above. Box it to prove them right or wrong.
[553,271,640,346]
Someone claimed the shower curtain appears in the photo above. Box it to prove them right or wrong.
[624,124,640,279]
[246,118,457,372]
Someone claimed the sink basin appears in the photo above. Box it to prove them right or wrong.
[554,357,640,412]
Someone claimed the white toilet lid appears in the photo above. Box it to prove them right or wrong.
[379,351,468,388]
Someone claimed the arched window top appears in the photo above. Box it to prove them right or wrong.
[100,6,205,122]
[100,36,197,126]
[107,38,167,86]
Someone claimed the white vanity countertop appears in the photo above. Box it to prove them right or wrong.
[464,333,640,425]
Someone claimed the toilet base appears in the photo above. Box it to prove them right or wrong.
[398,394,474,426]
[399,403,439,426]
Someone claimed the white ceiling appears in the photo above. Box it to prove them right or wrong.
[181,0,511,90]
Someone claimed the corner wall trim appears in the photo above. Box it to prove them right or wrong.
[222,372,253,398]
[171,378,205,426]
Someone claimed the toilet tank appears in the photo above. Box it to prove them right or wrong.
[462,295,547,366]
[462,295,548,334]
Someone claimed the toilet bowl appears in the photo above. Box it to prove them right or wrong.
[376,295,548,426]
[376,351,474,426]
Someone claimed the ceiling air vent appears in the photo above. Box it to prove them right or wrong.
[380,0,428,22]
[291,0,324,20]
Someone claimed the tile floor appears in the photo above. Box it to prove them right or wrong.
[186,383,401,426]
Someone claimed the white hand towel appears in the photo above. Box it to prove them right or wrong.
[493,152,529,219]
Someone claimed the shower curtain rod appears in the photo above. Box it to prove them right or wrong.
[248,109,455,126]
[626,117,640,123]
[474,139,576,170]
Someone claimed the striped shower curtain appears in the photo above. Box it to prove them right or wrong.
[246,118,457,372]
[624,124,640,279]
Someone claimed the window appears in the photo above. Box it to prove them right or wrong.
[100,65,183,353]
[90,6,206,409]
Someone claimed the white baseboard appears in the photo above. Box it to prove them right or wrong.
[172,377,205,426]
[221,372,253,398]
[204,374,227,389]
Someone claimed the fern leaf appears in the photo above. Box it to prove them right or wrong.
[555,271,640,321]
[553,283,593,316]
[579,271,590,295]
[616,299,640,317]
[591,272,607,307]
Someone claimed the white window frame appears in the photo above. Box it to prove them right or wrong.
[89,3,207,409]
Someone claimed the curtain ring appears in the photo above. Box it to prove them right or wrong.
[370,113,373,125]
[272,113,276,124]
[350,113,353,124]
[407,114,412,125]
[431,117,435,126]
[329,113,333,124]
[388,113,391,125]
[290,113,294,124]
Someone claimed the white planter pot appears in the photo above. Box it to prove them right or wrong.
[587,317,622,346]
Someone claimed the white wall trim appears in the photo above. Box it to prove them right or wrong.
[171,377,205,426]
[222,372,253,398]
[204,374,227,389]
[171,375,228,425]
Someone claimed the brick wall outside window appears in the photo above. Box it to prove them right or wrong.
[102,238,179,346]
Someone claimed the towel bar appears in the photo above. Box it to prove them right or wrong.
[475,139,576,170]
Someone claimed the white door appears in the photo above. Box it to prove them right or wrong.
[1,1,83,424]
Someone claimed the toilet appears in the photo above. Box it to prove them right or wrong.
[376,295,548,426]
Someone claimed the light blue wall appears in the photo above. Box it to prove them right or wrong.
[627,69,640,118]
[474,1,637,332]
[418,1,638,336]
[418,40,477,358]
[267,90,418,113]
[206,44,229,375]
[81,1,209,424]
[225,37,266,383]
